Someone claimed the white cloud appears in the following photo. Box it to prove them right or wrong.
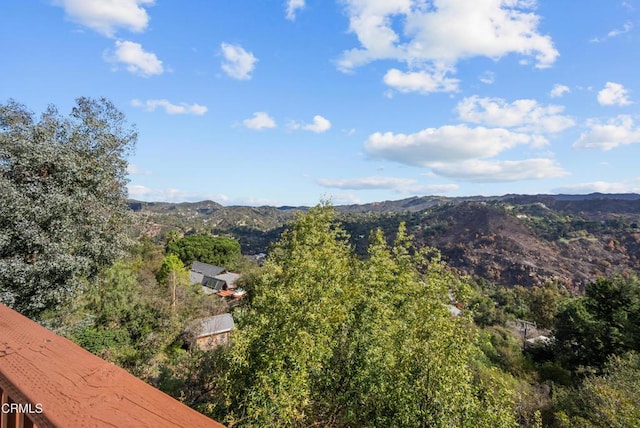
[131,99,207,115]
[550,84,570,98]
[429,158,568,182]
[127,184,283,205]
[54,0,154,37]
[286,0,305,20]
[337,0,558,91]
[317,176,458,194]
[220,43,257,80]
[365,124,545,167]
[288,115,332,133]
[127,185,224,203]
[598,82,632,106]
[456,96,575,133]
[318,176,418,190]
[327,193,362,205]
[553,179,640,194]
[243,112,276,130]
[590,21,633,43]
[106,40,163,76]
[126,164,152,175]
[479,71,495,85]
[573,115,640,150]
[383,67,460,94]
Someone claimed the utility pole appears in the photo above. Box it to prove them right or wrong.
[516,319,537,349]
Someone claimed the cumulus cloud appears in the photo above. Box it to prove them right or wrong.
[365,124,546,167]
[550,84,570,98]
[288,115,332,133]
[598,82,632,106]
[429,158,568,182]
[220,43,258,80]
[54,0,154,37]
[383,68,460,94]
[105,40,163,76]
[243,112,276,130]
[131,99,207,115]
[337,0,558,93]
[317,176,458,194]
[456,96,575,133]
[286,0,305,20]
[573,115,640,150]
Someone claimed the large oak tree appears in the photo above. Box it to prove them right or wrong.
[0,98,135,318]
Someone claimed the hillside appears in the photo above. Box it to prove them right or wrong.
[129,193,640,290]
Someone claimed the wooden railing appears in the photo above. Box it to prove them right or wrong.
[0,304,225,428]
[0,386,37,428]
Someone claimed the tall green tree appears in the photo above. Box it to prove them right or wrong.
[554,276,640,371]
[157,254,190,310]
[0,98,135,318]
[200,205,518,427]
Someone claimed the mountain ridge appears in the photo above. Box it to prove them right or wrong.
[129,193,640,290]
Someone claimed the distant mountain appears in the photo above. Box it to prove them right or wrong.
[129,193,640,290]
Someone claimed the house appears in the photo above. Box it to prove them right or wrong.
[190,261,241,294]
[187,313,235,351]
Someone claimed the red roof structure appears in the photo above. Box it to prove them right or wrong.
[0,304,225,428]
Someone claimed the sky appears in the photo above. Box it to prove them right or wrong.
[1,0,639,206]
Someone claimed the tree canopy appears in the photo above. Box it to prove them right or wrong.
[0,98,135,318]
[167,234,241,267]
[165,204,518,427]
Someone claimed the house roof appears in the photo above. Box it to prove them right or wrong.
[191,314,235,338]
[191,261,225,278]
[202,285,217,295]
[190,271,205,285]
[214,272,241,287]
[0,304,225,428]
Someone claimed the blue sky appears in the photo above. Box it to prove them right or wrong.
[2,1,639,206]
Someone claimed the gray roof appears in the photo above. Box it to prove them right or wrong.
[214,272,241,287]
[201,285,217,295]
[191,313,235,338]
[190,271,205,285]
[191,261,225,279]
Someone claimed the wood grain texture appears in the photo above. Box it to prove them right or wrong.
[0,304,225,428]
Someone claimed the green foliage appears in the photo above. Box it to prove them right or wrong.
[554,352,640,427]
[527,282,566,329]
[157,254,190,310]
[167,234,241,267]
[0,98,134,318]
[72,261,179,373]
[174,205,519,427]
[554,276,640,371]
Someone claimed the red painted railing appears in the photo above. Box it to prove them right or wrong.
[0,304,224,428]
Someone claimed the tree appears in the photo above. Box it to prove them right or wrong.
[555,352,640,427]
[199,205,518,427]
[166,234,241,267]
[528,282,565,330]
[554,276,640,371]
[0,98,135,318]
[157,254,189,310]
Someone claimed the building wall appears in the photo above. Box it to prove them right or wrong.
[196,332,230,351]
